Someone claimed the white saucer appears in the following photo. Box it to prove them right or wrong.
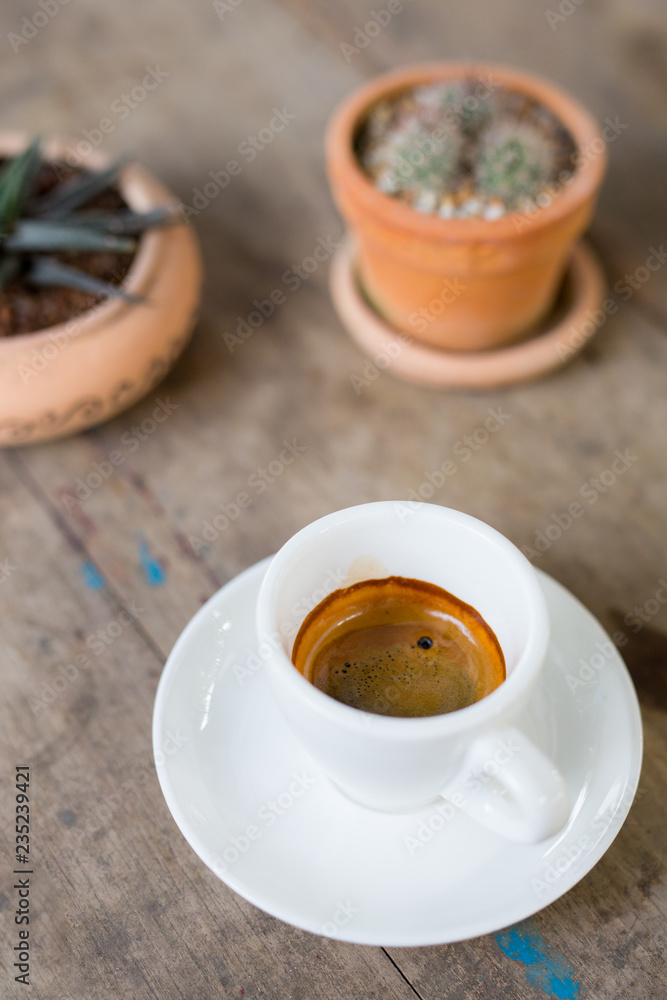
[153,559,642,946]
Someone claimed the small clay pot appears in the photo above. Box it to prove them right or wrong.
[0,133,202,445]
[325,63,607,352]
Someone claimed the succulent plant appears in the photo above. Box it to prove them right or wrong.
[458,81,497,138]
[415,80,493,138]
[0,138,175,301]
[357,81,574,218]
[473,120,557,210]
[413,81,464,123]
[363,116,464,208]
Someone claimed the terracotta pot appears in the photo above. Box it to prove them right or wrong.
[0,133,202,445]
[325,63,607,351]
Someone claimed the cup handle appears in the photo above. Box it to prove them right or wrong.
[440,727,571,843]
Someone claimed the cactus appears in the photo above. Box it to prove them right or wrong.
[473,120,557,210]
[374,118,464,203]
[357,81,574,218]
[413,81,465,124]
[360,87,465,207]
[457,81,496,138]
[413,80,492,136]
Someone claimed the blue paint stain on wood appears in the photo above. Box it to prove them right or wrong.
[138,538,166,586]
[82,561,105,590]
[494,922,580,999]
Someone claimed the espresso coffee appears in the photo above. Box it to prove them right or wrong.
[291,576,505,717]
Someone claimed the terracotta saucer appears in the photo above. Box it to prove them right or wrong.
[329,239,606,389]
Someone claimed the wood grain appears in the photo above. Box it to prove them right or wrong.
[1,1,665,997]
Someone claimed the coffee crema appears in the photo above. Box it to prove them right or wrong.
[291,576,505,717]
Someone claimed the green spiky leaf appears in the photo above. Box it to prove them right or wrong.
[26,256,141,303]
[33,158,128,218]
[0,138,42,237]
[5,220,135,253]
[60,205,177,235]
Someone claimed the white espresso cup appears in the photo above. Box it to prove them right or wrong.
[256,502,570,843]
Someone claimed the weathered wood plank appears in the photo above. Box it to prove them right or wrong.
[0,460,417,999]
[0,0,665,997]
[13,258,667,662]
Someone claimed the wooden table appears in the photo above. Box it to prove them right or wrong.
[2,2,666,997]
